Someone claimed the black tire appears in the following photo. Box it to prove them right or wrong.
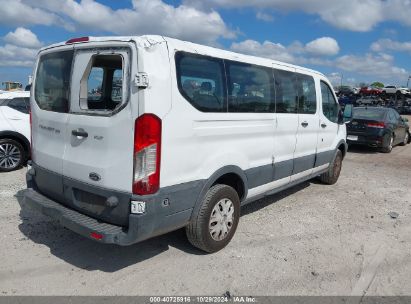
[400,132,409,146]
[0,138,26,172]
[186,184,240,253]
[319,150,343,185]
[381,134,394,153]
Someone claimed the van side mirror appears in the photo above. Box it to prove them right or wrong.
[402,117,409,123]
[342,104,353,123]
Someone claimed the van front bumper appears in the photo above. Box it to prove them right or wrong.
[23,188,143,245]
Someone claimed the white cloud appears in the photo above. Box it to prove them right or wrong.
[0,28,41,68]
[231,39,295,63]
[11,0,234,45]
[334,53,409,81]
[229,37,408,83]
[305,37,340,56]
[230,37,339,65]
[371,39,411,53]
[184,0,411,32]
[256,12,274,22]
[0,0,72,30]
[4,27,42,49]
[0,44,38,67]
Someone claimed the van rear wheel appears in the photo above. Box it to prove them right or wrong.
[186,184,240,253]
[319,150,342,185]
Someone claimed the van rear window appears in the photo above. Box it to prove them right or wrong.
[34,50,73,113]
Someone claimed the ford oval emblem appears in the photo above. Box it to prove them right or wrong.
[89,172,101,181]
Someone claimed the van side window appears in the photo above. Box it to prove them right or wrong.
[274,69,297,113]
[35,50,73,113]
[320,81,339,123]
[227,62,274,113]
[176,52,226,112]
[296,74,316,114]
[84,55,123,111]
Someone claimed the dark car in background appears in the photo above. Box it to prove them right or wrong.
[346,107,410,153]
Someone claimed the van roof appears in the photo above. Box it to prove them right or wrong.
[41,35,325,78]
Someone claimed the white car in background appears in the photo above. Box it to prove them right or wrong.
[0,91,30,172]
[383,85,411,96]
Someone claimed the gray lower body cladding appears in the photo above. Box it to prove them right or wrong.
[22,148,339,245]
[24,162,202,245]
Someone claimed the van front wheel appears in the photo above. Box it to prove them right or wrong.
[186,184,240,253]
[319,150,343,185]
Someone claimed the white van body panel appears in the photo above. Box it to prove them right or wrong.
[31,34,345,193]
[26,35,347,245]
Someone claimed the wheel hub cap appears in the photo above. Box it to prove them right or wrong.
[209,198,234,241]
[0,143,21,169]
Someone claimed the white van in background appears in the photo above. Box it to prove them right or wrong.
[0,91,31,172]
[23,36,348,253]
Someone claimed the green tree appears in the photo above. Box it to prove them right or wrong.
[371,81,384,88]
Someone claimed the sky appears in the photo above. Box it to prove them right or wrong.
[1,0,411,88]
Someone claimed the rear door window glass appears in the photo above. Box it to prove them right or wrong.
[227,62,274,113]
[35,50,73,113]
[176,52,226,112]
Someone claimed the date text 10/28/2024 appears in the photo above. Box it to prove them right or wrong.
[149,296,256,303]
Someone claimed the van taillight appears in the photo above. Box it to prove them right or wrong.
[133,114,162,195]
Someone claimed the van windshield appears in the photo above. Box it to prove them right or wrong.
[35,50,73,113]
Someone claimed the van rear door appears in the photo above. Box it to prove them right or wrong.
[63,44,134,193]
[32,47,74,200]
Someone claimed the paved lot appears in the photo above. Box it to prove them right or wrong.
[0,131,410,296]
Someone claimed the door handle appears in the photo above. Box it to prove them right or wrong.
[72,129,88,138]
[321,123,327,128]
[301,122,309,128]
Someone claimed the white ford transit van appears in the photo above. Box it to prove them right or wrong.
[23,35,348,253]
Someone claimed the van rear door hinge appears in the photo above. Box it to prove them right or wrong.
[134,72,149,88]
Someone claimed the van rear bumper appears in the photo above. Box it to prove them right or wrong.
[23,188,137,245]
[23,163,200,245]
[23,186,195,246]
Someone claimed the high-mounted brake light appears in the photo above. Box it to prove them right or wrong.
[366,122,385,129]
[133,114,162,195]
[65,36,89,44]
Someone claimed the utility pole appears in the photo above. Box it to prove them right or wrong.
[407,76,411,88]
